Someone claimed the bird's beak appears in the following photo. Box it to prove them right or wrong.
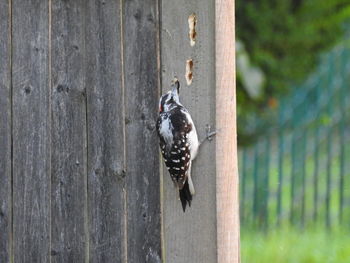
[171,77,180,95]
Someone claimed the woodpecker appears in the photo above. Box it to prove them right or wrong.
[156,78,199,212]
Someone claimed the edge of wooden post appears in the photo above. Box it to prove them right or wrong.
[215,0,240,262]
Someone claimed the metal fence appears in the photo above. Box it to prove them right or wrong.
[239,41,350,229]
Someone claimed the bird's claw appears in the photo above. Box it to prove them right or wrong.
[198,124,217,145]
[206,124,217,141]
[206,124,216,141]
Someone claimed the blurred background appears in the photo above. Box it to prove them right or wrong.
[236,1,350,262]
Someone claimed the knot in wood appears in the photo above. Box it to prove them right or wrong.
[24,85,31,94]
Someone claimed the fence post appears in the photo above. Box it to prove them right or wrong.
[215,0,240,261]
[160,0,239,262]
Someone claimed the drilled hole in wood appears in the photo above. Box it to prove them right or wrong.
[185,59,194,85]
[188,13,197,46]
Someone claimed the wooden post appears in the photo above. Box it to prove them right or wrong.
[161,0,239,262]
[215,0,240,262]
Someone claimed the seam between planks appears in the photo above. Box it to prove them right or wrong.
[83,3,90,260]
[119,0,128,262]
[84,62,90,263]
[9,0,13,262]
[156,0,165,261]
[82,3,90,262]
[48,0,52,261]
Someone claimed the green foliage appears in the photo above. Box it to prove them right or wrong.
[236,0,350,144]
[241,227,350,263]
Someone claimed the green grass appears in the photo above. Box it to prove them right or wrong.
[241,227,350,263]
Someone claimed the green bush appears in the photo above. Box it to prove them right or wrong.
[236,0,350,144]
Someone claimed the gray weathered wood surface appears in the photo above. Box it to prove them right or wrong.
[85,0,126,261]
[4,0,162,262]
[0,1,11,262]
[51,0,87,261]
[123,0,162,262]
[0,0,238,262]
[12,0,51,262]
[160,1,217,262]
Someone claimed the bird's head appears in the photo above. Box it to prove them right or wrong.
[159,77,181,113]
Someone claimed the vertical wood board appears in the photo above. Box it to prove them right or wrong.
[51,0,88,261]
[12,0,51,262]
[123,0,162,262]
[0,1,11,262]
[85,0,126,262]
[161,1,217,262]
[215,0,240,262]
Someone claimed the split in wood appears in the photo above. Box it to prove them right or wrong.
[185,59,194,86]
[188,13,197,47]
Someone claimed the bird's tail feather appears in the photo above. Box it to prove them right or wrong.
[179,180,192,212]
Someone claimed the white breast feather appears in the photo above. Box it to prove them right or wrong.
[159,115,173,149]
[183,111,199,160]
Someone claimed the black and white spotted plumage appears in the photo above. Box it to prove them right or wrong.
[156,79,199,212]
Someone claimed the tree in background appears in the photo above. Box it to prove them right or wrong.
[236,0,350,145]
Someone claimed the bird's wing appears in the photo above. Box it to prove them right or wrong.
[157,107,194,188]
[165,107,193,188]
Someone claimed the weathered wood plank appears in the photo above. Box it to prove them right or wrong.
[215,0,240,261]
[123,0,162,262]
[0,1,11,262]
[85,1,126,262]
[51,1,87,261]
[160,1,217,262]
[12,0,51,262]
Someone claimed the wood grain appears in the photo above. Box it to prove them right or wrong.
[51,0,88,261]
[0,1,239,261]
[12,0,51,261]
[85,0,126,262]
[123,0,162,262]
[160,1,217,262]
[215,0,240,262]
[0,1,11,262]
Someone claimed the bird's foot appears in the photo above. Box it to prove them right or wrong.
[206,124,217,141]
[200,124,217,145]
